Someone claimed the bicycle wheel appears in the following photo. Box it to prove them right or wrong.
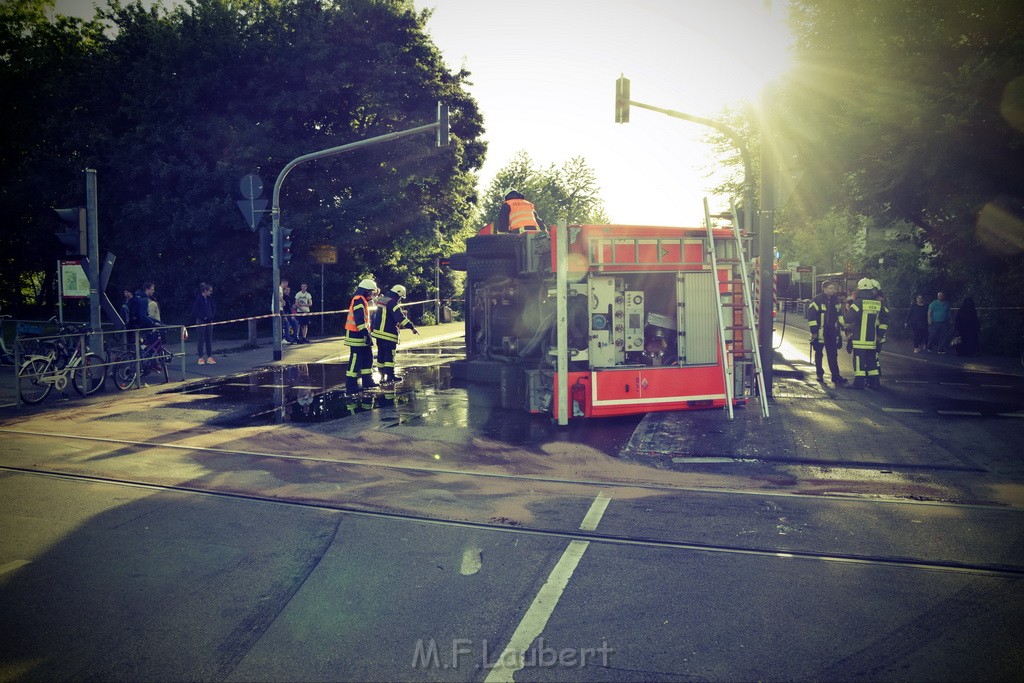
[72,352,106,395]
[113,351,139,391]
[18,358,53,404]
[144,351,170,385]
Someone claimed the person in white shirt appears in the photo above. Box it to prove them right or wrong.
[294,281,314,343]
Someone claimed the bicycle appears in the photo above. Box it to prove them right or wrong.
[17,323,106,404]
[112,329,171,390]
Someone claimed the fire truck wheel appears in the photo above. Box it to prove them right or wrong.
[466,234,518,258]
[467,257,516,281]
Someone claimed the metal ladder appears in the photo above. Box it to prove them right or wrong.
[703,198,770,419]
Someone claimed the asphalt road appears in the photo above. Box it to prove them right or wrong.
[1,321,1023,681]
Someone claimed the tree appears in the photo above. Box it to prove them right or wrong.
[777,0,1024,287]
[0,0,486,323]
[478,151,609,228]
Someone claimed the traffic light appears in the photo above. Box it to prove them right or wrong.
[615,75,630,124]
[54,206,87,255]
[259,226,272,267]
[281,227,293,265]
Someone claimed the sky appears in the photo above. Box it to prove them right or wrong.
[415,0,793,225]
[54,0,793,226]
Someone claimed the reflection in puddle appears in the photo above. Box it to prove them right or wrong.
[173,356,640,455]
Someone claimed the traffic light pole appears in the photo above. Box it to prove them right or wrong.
[85,169,101,353]
[270,103,449,360]
[614,82,768,394]
[623,99,754,244]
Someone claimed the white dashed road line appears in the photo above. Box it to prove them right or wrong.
[484,491,611,683]
[881,408,924,414]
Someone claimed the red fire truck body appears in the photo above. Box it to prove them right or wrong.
[450,222,759,421]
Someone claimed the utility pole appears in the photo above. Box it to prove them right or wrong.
[758,85,776,396]
[85,169,101,350]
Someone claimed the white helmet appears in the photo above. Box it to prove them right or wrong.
[358,278,377,291]
[857,277,876,291]
[390,284,407,298]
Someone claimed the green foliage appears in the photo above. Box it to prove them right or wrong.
[779,0,1024,266]
[703,1,1024,352]
[478,151,610,228]
[0,0,486,323]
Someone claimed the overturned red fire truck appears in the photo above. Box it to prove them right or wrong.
[449,219,768,423]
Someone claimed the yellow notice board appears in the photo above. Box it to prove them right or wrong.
[311,244,338,264]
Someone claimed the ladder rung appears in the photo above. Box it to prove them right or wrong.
[715,258,741,263]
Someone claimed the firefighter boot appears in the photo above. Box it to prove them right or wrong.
[866,377,881,389]
[850,377,866,390]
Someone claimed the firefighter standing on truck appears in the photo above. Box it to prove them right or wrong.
[843,278,889,389]
[345,278,378,393]
[494,189,545,233]
[370,284,419,383]
[806,280,848,386]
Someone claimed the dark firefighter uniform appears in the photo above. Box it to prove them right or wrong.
[806,283,847,385]
[842,278,889,389]
[370,284,418,383]
[344,279,378,393]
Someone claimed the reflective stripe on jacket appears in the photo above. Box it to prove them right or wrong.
[344,295,372,347]
[845,297,889,349]
[370,296,414,343]
[506,198,538,231]
[806,293,841,338]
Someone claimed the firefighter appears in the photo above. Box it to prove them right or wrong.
[344,278,378,393]
[843,278,889,389]
[806,280,848,385]
[494,189,545,233]
[370,284,419,383]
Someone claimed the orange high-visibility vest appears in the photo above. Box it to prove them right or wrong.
[345,295,370,332]
[506,199,538,232]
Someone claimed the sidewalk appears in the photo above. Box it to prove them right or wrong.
[778,313,1023,378]
[0,323,465,409]
[623,316,1023,469]
[174,321,465,382]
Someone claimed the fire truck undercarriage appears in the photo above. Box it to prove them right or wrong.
[450,223,767,422]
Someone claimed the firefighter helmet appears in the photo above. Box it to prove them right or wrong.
[390,284,407,298]
[358,278,377,291]
[857,277,876,291]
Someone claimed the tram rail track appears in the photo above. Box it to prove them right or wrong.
[1,426,1016,510]
[2,461,1022,579]
[3,427,1024,580]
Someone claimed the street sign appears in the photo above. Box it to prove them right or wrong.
[311,244,337,264]
[796,266,812,273]
[237,174,267,231]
